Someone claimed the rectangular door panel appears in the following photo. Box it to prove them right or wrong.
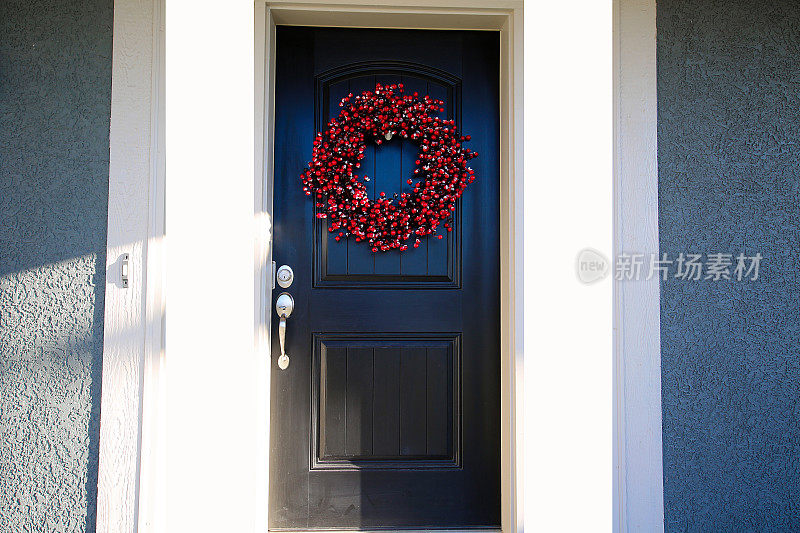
[314,70,461,288]
[312,334,460,469]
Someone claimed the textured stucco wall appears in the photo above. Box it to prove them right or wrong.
[0,0,113,531]
[658,0,800,530]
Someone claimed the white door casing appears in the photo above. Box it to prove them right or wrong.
[97,1,661,531]
[99,1,523,532]
[613,0,665,531]
[256,3,524,532]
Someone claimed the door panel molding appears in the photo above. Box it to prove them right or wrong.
[315,61,463,112]
[311,333,462,470]
[313,61,463,289]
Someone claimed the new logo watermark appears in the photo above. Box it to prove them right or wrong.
[576,248,611,284]
[576,250,762,284]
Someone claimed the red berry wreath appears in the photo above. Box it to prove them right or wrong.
[301,83,477,252]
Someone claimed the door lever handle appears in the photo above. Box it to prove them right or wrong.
[275,292,294,370]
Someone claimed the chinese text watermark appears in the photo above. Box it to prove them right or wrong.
[576,249,762,284]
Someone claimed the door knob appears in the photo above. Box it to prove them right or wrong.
[275,292,294,370]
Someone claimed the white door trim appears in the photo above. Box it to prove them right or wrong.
[97,0,165,531]
[613,0,665,531]
[96,1,665,531]
[255,3,524,532]
[98,1,521,531]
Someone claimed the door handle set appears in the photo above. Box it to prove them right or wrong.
[273,264,295,370]
[275,291,294,370]
[272,261,294,370]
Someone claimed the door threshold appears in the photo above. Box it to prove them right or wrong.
[268,530,502,533]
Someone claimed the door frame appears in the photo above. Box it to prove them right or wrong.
[95,1,667,531]
[255,2,523,532]
[613,0,665,531]
[97,0,522,531]
[97,0,165,531]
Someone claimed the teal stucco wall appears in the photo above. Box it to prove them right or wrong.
[0,0,113,530]
[658,0,800,529]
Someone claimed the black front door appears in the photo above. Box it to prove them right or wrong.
[270,26,500,530]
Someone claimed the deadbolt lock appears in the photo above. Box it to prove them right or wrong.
[276,264,294,288]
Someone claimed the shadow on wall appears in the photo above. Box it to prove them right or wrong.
[0,256,106,532]
[0,0,113,531]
